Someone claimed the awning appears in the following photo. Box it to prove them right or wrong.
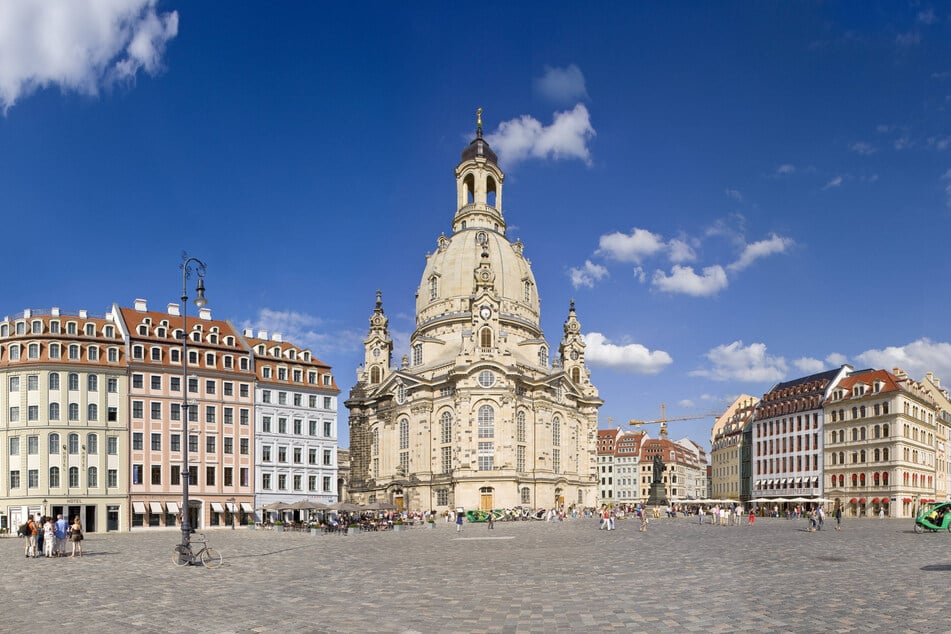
[149,502,164,514]
[796,478,803,487]
[812,477,819,487]
[166,501,179,513]
[211,502,225,512]
[132,501,147,514]
[240,502,253,512]
[226,502,237,512]
[859,498,867,503]
[903,498,912,503]
[871,498,880,504]
[781,478,788,485]
[849,498,858,504]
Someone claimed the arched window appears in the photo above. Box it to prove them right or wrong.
[838,474,844,487]
[882,471,889,485]
[87,466,98,488]
[68,433,80,454]
[480,328,492,349]
[882,424,889,437]
[429,276,438,300]
[860,449,866,462]
[851,473,858,486]
[477,405,494,438]
[860,427,866,440]
[49,373,60,389]
[68,467,79,488]
[883,448,889,461]
[49,403,60,421]
[851,428,858,441]
[87,433,98,454]
[539,346,548,367]
[87,375,98,391]
[68,373,79,390]
[552,416,561,447]
[860,473,866,485]
[440,411,452,444]
[68,404,79,421]
[874,424,880,438]
[87,404,98,421]
[838,451,844,464]
[571,367,581,383]
[49,467,60,488]
[873,472,880,485]
[49,433,60,454]
[370,366,381,384]
[831,453,837,465]
[516,411,526,443]
[399,418,409,450]
[464,173,475,204]
[874,448,880,462]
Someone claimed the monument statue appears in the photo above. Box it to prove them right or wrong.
[652,454,665,483]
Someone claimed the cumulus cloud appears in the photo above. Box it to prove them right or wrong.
[728,234,794,272]
[896,32,921,46]
[725,188,743,201]
[918,9,937,25]
[793,357,826,374]
[776,164,796,175]
[928,136,951,151]
[855,338,951,380]
[894,136,913,150]
[667,238,697,264]
[632,266,647,283]
[651,265,728,297]
[583,332,672,374]
[243,308,363,356]
[826,352,849,366]
[569,260,609,289]
[690,341,787,382]
[486,103,595,166]
[850,142,877,155]
[823,175,844,190]
[0,0,178,112]
[595,228,665,263]
[533,64,589,104]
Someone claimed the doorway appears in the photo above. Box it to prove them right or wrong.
[480,487,494,511]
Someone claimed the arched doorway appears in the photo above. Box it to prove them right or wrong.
[393,489,404,512]
[480,487,494,511]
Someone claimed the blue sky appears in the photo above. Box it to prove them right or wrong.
[3,1,951,450]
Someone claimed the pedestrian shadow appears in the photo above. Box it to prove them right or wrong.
[225,543,315,559]
[921,563,951,571]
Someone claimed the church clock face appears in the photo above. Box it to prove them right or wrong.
[570,350,579,360]
[476,231,488,245]
[372,347,381,358]
[479,306,492,320]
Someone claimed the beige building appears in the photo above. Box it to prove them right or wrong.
[825,367,941,518]
[710,395,758,501]
[0,308,129,533]
[346,118,602,513]
[921,372,951,503]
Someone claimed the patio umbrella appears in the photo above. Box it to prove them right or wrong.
[333,502,364,512]
[262,501,291,510]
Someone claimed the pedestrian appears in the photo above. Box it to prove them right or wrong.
[639,510,648,532]
[487,512,494,530]
[817,506,825,531]
[54,514,68,557]
[698,506,704,525]
[26,516,38,557]
[834,506,842,530]
[43,517,55,558]
[455,511,463,533]
[69,516,83,558]
[748,509,755,526]
[878,507,884,519]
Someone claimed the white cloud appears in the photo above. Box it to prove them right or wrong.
[855,338,951,380]
[583,332,672,374]
[243,308,363,355]
[651,264,728,297]
[667,238,697,264]
[728,233,794,272]
[928,136,951,150]
[533,64,589,104]
[918,9,937,25]
[896,32,921,46]
[850,141,877,155]
[725,188,743,201]
[776,164,796,175]
[569,260,609,289]
[793,357,825,374]
[486,103,595,166]
[823,175,844,190]
[595,228,665,263]
[894,136,913,150]
[632,266,647,283]
[944,169,951,207]
[0,0,178,113]
[826,352,849,366]
[690,341,787,382]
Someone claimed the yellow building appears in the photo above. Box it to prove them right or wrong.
[710,395,758,501]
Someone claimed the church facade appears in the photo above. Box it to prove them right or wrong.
[345,116,602,513]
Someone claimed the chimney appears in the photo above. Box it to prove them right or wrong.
[134,299,148,312]
[273,333,283,343]
[22,309,31,318]
[198,307,212,321]
[167,303,180,317]
[78,310,87,319]
[257,330,268,340]
[51,307,60,317]
[243,328,254,338]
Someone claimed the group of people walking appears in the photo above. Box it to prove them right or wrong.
[21,513,84,558]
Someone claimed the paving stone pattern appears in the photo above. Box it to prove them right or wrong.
[1,516,945,633]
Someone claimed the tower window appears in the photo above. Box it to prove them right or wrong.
[429,276,438,300]
[480,328,492,349]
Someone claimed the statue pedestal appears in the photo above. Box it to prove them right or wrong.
[647,483,666,507]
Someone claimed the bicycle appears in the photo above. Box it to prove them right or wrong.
[172,533,222,568]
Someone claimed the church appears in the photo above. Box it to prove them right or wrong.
[345,113,602,513]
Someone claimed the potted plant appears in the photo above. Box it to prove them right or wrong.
[347,523,360,536]
[309,522,321,535]
[426,519,435,529]
[273,520,285,533]
[393,519,405,532]
[247,516,255,530]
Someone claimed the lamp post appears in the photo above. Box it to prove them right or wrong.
[229,496,236,530]
[179,255,207,552]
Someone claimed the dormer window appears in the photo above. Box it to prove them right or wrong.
[85,324,95,336]
[31,320,42,334]
[156,327,166,338]
[137,325,148,336]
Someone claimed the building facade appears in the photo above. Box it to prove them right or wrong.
[346,119,602,513]
[247,329,340,516]
[639,435,704,502]
[710,395,758,501]
[0,308,130,533]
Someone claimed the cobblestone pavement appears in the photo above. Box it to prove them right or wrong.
[2,516,947,633]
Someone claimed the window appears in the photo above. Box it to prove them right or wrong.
[205,466,215,486]
[278,446,287,462]
[294,419,302,435]
[205,405,216,423]
[107,437,118,455]
[189,435,198,453]
[86,433,98,454]
[68,466,79,487]
[206,380,215,395]
[9,376,19,392]
[478,405,494,438]
[10,471,20,488]
[324,420,332,437]
[441,411,452,444]
[240,438,249,455]
[87,466,98,488]
[441,446,452,473]
[132,401,143,419]
[87,404,98,421]
[521,487,531,504]
[517,445,526,472]
[516,411,526,443]
[49,466,60,488]
[262,473,272,490]
[150,402,161,420]
[478,370,495,388]
[224,437,233,454]
[413,343,423,366]
[132,373,144,389]
[224,382,233,396]
[206,436,216,453]
[27,469,38,488]
[399,418,409,450]
[262,390,271,403]
[171,434,181,452]
[278,418,287,434]
[552,416,561,446]
[107,377,117,393]
[240,384,249,398]
[262,446,272,462]
[324,396,332,409]
[107,469,118,488]
[224,467,233,487]
[170,403,181,421]
[87,374,98,391]
[224,407,233,425]
[27,375,38,390]
[478,441,494,470]
[27,435,38,454]
[132,433,143,451]
[49,373,60,390]
[151,433,161,451]
[150,375,161,390]
[240,409,249,425]
[151,465,162,485]
[68,344,80,360]
[539,346,548,366]
[323,449,332,466]
[28,405,38,421]
[68,433,79,454]
[293,447,302,464]
[277,474,287,490]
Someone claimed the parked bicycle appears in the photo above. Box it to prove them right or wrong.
[172,533,222,568]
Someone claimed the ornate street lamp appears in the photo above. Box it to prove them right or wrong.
[179,254,207,553]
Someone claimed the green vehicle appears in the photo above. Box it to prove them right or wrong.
[914,501,951,533]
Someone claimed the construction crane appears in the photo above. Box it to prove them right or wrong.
[629,403,720,438]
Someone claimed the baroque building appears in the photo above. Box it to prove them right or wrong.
[710,395,758,501]
[346,116,602,513]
